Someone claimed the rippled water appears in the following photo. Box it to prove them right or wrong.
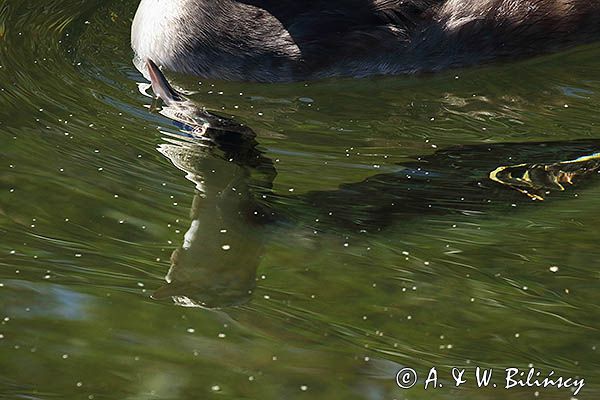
[1,1,600,399]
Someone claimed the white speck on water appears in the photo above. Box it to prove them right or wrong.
[263,295,270,300]
[300,385,308,391]
[76,382,83,387]
[218,333,226,338]
[221,245,231,251]
[211,385,221,392]
[187,328,195,334]
[248,376,255,381]
[549,266,559,273]
[62,354,69,359]
[515,333,520,338]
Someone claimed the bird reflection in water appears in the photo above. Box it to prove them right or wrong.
[143,61,600,309]
[145,61,276,308]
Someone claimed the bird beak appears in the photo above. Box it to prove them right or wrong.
[146,59,182,105]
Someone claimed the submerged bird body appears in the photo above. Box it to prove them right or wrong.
[132,0,600,82]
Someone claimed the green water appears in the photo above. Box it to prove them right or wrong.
[1,1,600,399]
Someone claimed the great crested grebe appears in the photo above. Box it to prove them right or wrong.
[131,0,600,82]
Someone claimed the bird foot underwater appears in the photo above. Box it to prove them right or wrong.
[490,153,600,201]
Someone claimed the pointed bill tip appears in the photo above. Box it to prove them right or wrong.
[146,59,183,105]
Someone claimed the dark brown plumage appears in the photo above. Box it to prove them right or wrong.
[131,0,600,82]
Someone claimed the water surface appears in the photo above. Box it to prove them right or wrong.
[1,1,600,399]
